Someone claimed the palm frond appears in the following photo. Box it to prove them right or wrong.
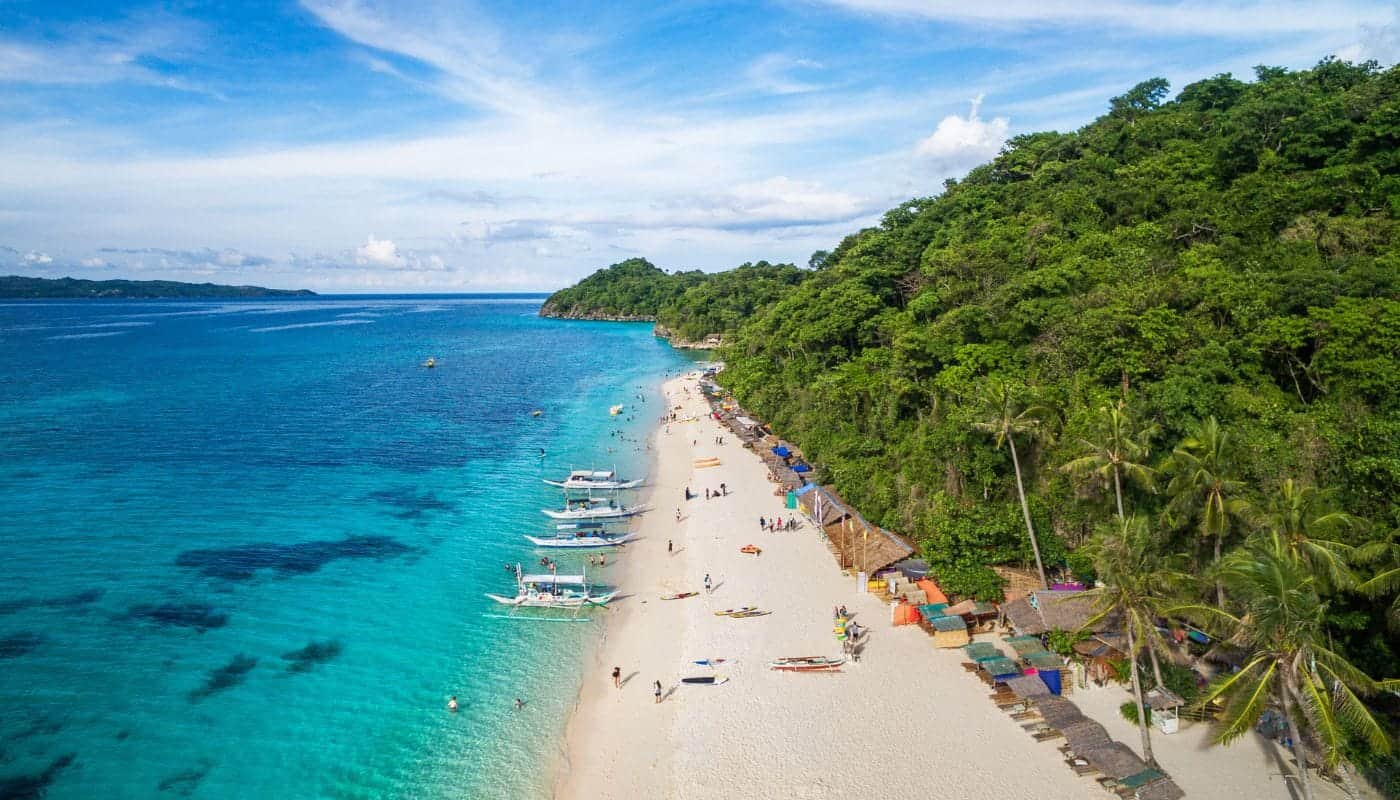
[1204,659,1277,745]
[1297,670,1344,767]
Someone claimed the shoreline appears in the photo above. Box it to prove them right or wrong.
[552,369,1355,800]
[554,371,1103,799]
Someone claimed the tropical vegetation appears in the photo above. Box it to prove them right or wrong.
[544,58,1400,790]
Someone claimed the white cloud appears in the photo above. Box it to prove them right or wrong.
[22,250,53,265]
[806,0,1390,37]
[746,54,827,95]
[80,257,109,268]
[354,235,403,267]
[916,95,1009,166]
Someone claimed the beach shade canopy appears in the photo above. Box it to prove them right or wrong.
[916,578,948,604]
[792,463,812,473]
[945,599,997,617]
[1060,719,1112,751]
[928,615,967,633]
[918,603,949,620]
[1079,742,1149,779]
[793,482,817,497]
[1024,651,1065,670]
[1032,696,1085,728]
[1136,779,1186,800]
[1003,675,1050,699]
[964,641,1002,660]
[980,657,1021,679]
[771,445,791,457]
[1005,637,1049,656]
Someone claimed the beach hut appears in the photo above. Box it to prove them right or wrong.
[925,614,970,648]
[1144,687,1184,734]
[1000,590,1117,636]
[944,598,999,631]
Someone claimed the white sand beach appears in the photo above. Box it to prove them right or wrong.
[555,371,1357,800]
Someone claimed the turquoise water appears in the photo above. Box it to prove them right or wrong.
[0,297,692,799]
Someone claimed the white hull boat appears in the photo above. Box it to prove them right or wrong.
[525,532,633,548]
[542,500,646,520]
[486,566,617,608]
[543,469,644,491]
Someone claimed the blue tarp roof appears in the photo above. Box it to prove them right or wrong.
[772,446,791,457]
[793,483,817,496]
[792,463,811,473]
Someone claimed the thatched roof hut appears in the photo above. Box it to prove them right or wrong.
[1001,590,1117,636]
[1078,742,1148,779]
[1060,719,1112,751]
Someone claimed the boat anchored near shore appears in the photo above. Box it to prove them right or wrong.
[486,565,617,609]
[542,496,648,520]
[543,469,644,491]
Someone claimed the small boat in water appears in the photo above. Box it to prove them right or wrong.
[542,469,644,491]
[542,496,646,520]
[609,404,624,416]
[485,565,617,608]
[423,357,436,368]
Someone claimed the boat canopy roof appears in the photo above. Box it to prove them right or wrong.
[521,573,587,584]
[569,469,616,479]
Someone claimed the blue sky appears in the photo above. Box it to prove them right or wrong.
[1,1,1396,292]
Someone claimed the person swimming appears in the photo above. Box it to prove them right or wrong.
[447,696,459,712]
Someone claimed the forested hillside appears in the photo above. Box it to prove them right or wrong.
[543,58,1400,791]
[540,257,805,342]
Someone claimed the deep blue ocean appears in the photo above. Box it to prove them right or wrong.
[0,296,693,799]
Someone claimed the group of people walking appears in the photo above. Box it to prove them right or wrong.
[759,516,796,532]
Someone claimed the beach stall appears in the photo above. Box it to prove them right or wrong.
[925,614,970,648]
[1144,687,1184,734]
[944,598,1000,632]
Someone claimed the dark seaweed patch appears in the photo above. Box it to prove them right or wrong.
[156,760,211,796]
[114,730,130,741]
[280,640,343,673]
[8,470,40,480]
[0,633,43,659]
[3,717,61,744]
[188,654,257,703]
[0,752,75,800]
[0,589,104,617]
[125,603,228,632]
[366,488,456,515]
[174,536,413,582]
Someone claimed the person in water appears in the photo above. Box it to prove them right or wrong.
[447,696,459,712]
[514,698,524,711]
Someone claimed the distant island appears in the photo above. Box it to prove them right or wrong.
[0,275,316,299]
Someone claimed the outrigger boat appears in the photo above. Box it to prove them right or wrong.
[542,495,647,520]
[485,565,617,608]
[769,656,846,672]
[542,469,644,491]
[525,527,634,548]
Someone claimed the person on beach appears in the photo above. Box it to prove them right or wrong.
[667,539,673,553]
[447,696,458,712]
[705,488,710,500]
[676,508,682,522]
[654,680,663,704]
[759,516,765,530]
[704,574,712,593]
[612,667,622,688]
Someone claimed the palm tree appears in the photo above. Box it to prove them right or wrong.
[1356,531,1400,631]
[1080,515,1191,768]
[972,379,1053,589]
[1062,402,1158,520]
[1251,479,1362,590]
[1176,536,1397,800]
[1164,417,1249,606]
